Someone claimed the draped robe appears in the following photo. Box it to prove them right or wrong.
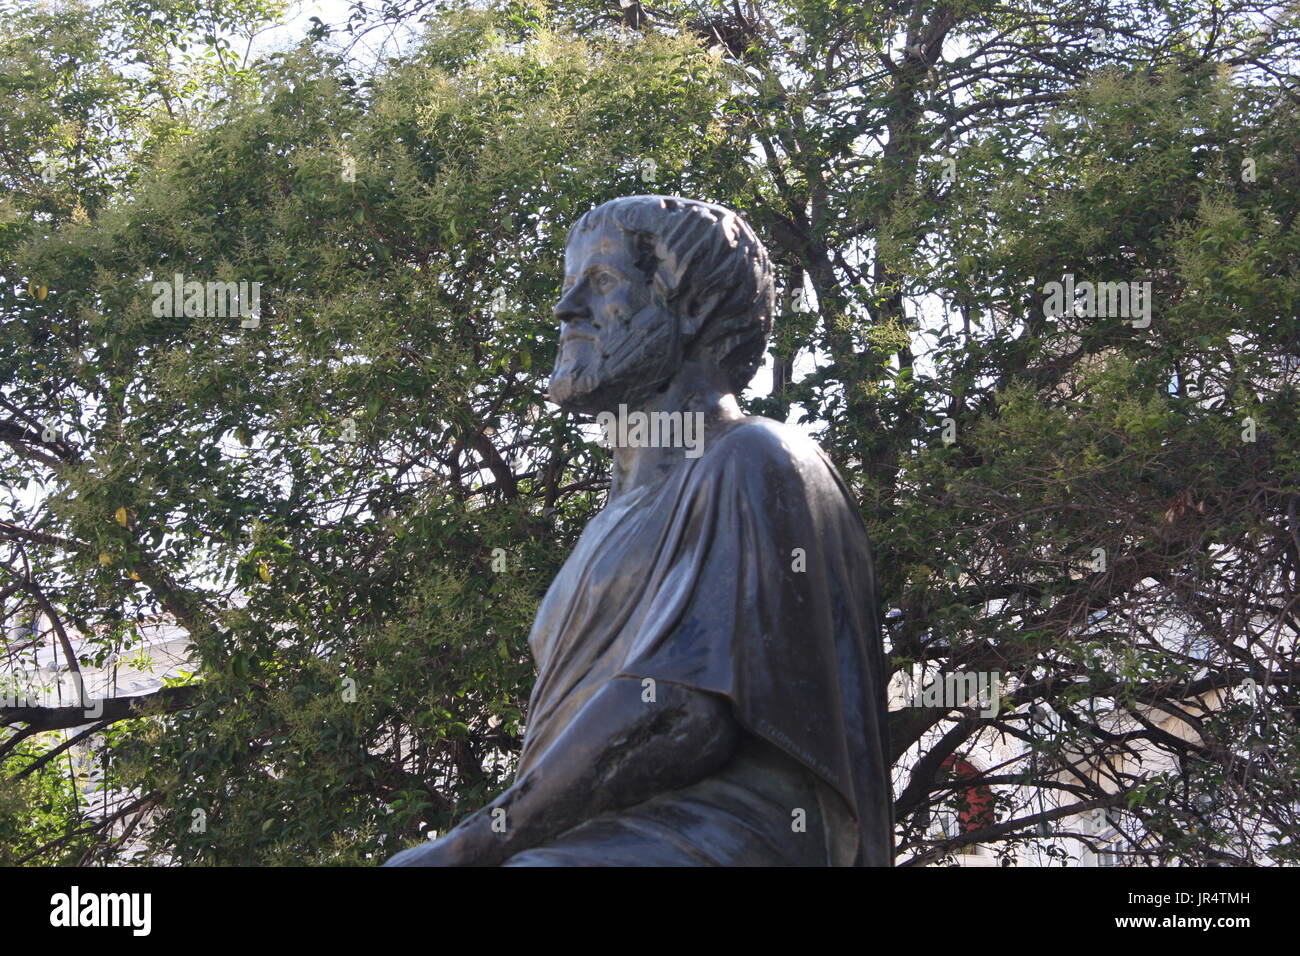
[504,416,893,866]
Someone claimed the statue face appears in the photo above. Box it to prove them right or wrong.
[547,223,681,414]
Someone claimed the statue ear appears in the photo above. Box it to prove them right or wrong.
[678,291,721,339]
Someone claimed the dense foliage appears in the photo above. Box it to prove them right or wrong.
[2,0,1297,865]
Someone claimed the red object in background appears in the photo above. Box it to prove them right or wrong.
[941,756,995,832]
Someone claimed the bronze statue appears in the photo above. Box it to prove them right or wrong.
[386,196,892,866]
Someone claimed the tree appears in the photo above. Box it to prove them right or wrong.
[2,0,1297,865]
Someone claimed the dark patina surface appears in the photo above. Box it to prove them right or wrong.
[386,196,892,866]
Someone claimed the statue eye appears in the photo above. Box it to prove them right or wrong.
[594,273,616,293]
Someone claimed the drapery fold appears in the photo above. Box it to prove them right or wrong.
[518,417,893,866]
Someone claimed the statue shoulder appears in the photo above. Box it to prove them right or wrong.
[702,417,862,524]
[707,416,834,471]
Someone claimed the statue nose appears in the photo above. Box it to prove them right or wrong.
[553,301,586,325]
[553,280,593,321]
[555,299,599,334]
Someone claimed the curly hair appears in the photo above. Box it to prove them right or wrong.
[568,195,775,394]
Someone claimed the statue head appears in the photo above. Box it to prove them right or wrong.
[547,196,775,415]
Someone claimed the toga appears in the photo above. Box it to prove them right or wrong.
[504,417,893,866]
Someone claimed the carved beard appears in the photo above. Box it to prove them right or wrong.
[547,339,603,408]
[548,303,681,414]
